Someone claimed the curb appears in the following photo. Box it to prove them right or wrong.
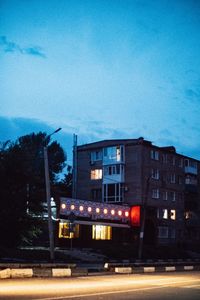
[114,265,200,274]
[0,267,88,279]
[0,261,200,279]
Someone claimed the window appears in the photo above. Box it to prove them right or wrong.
[169,191,176,201]
[157,208,168,219]
[152,188,159,199]
[91,169,102,180]
[58,223,79,239]
[178,176,183,185]
[158,226,168,238]
[103,145,124,163]
[179,159,183,167]
[163,191,168,201]
[151,168,159,179]
[91,189,102,201]
[170,228,176,239]
[104,165,121,175]
[92,225,112,240]
[170,174,176,183]
[151,150,159,160]
[91,150,102,162]
[170,210,176,220]
[185,159,197,168]
[162,154,168,163]
[103,183,124,202]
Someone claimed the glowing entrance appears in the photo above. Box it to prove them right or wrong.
[92,225,112,240]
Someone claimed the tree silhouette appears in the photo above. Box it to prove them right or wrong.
[0,132,66,247]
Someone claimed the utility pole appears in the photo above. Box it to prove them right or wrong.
[138,176,150,259]
[44,127,62,261]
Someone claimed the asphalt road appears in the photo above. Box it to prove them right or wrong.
[0,272,200,300]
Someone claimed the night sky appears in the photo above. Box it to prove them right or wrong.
[1,0,200,164]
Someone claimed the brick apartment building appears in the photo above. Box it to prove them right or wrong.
[59,137,200,249]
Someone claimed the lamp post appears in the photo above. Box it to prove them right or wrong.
[44,127,62,261]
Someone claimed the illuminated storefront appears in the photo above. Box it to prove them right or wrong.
[58,197,140,245]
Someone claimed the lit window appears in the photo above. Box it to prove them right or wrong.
[79,205,84,211]
[91,169,102,180]
[116,146,121,161]
[170,210,176,220]
[185,211,191,219]
[61,203,66,209]
[92,225,112,240]
[163,209,168,219]
[157,208,168,219]
[70,204,75,210]
[58,223,79,239]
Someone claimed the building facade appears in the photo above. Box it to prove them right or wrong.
[59,137,200,248]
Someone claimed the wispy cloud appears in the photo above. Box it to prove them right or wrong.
[0,36,46,58]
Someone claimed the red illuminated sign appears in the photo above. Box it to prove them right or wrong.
[130,206,140,227]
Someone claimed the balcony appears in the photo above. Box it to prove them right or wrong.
[184,166,197,175]
[185,178,198,185]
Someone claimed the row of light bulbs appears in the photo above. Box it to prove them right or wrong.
[61,203,129,218]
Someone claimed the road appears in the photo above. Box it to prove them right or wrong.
[0,272,200,300]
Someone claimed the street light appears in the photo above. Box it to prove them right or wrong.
[44,127,62,261]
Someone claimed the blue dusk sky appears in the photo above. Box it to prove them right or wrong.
[1,0,200,165]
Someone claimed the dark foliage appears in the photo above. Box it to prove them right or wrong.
[0,132,67,247]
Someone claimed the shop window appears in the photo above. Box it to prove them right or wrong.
[92,225,112,240]
[58,222,79,239]
[91,169,102,180]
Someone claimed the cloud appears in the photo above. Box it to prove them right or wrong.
[0,115,73,159]
[0,36,46,58]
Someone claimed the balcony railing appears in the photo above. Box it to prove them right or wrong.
[184,166,197,175]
